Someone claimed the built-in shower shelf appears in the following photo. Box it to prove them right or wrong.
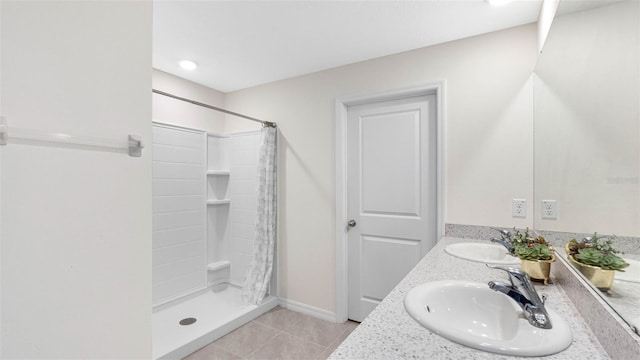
[207,260,230,271]
[206,170,230,176]
[207,199,231,205]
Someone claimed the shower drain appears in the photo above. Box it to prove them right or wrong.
[179,317,197,326]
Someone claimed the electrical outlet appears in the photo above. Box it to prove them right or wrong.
[512,199,526,218]
[541,200,558,219]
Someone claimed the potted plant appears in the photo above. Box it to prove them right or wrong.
[512,228,555,284]
[565,233,629,291]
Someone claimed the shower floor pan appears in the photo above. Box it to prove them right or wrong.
[152,285,278,359]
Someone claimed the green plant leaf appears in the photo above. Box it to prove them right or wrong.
[515,243,553,261]
[575,248,629,271]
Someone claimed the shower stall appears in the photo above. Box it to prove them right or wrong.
[150,95,278,359]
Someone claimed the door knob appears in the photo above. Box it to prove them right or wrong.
[348,219,357,228]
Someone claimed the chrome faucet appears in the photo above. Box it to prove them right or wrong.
[490,227,515,254]
[487,264,552,329]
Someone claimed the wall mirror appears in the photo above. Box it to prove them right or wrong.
[534,0,639,334]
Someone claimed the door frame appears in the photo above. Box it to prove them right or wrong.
[334,82,446,322]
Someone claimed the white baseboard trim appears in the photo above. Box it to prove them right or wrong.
[278,298,338,323]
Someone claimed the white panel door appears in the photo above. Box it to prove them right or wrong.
[347,95,437,321]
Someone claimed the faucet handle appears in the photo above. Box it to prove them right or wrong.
[485,264,529,285]
[490,227,511,239]
[486,263,523,274]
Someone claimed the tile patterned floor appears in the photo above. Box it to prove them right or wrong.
[184,306,359,360]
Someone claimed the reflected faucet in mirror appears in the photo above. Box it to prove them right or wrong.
[490,227,515,254]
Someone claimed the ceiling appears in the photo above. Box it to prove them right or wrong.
[153,0,550,93]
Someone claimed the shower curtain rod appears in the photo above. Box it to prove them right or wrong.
[152,89,277,128]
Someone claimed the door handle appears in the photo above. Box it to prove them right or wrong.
[348,219,357,228]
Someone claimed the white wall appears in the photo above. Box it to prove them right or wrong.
[1,1,152,358]
[153,69,226,133]
[225,24,537,313]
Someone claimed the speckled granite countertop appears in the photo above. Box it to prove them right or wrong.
[329,237,610,359]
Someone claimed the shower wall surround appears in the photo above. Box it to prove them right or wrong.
[205,133,231,289]
[152,124,261,305]
[228,132,261,284]
[152,124,207,305]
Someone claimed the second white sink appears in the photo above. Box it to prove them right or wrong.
[444,242,520,264]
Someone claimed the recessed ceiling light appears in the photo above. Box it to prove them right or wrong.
[486,0,513,6]
[179,60,198,71]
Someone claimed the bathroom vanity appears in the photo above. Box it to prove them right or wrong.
[329,237,615,359]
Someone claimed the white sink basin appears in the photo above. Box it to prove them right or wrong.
[617,258,640,283]
[404,280,572,357]
[444,242,520,264]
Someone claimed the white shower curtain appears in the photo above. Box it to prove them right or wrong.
[242,126,277,305]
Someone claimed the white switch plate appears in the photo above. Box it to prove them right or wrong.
[512,199,526,218]
[541,200,557,219]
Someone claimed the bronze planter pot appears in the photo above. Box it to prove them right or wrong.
[566,254,615,292]
[520,254,555,285]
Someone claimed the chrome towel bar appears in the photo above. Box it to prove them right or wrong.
[0,116,144,157]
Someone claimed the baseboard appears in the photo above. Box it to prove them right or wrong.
[278,298,338,323]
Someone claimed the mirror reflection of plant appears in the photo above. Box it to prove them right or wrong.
[511,228,554,261]
[566,233,629,271]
